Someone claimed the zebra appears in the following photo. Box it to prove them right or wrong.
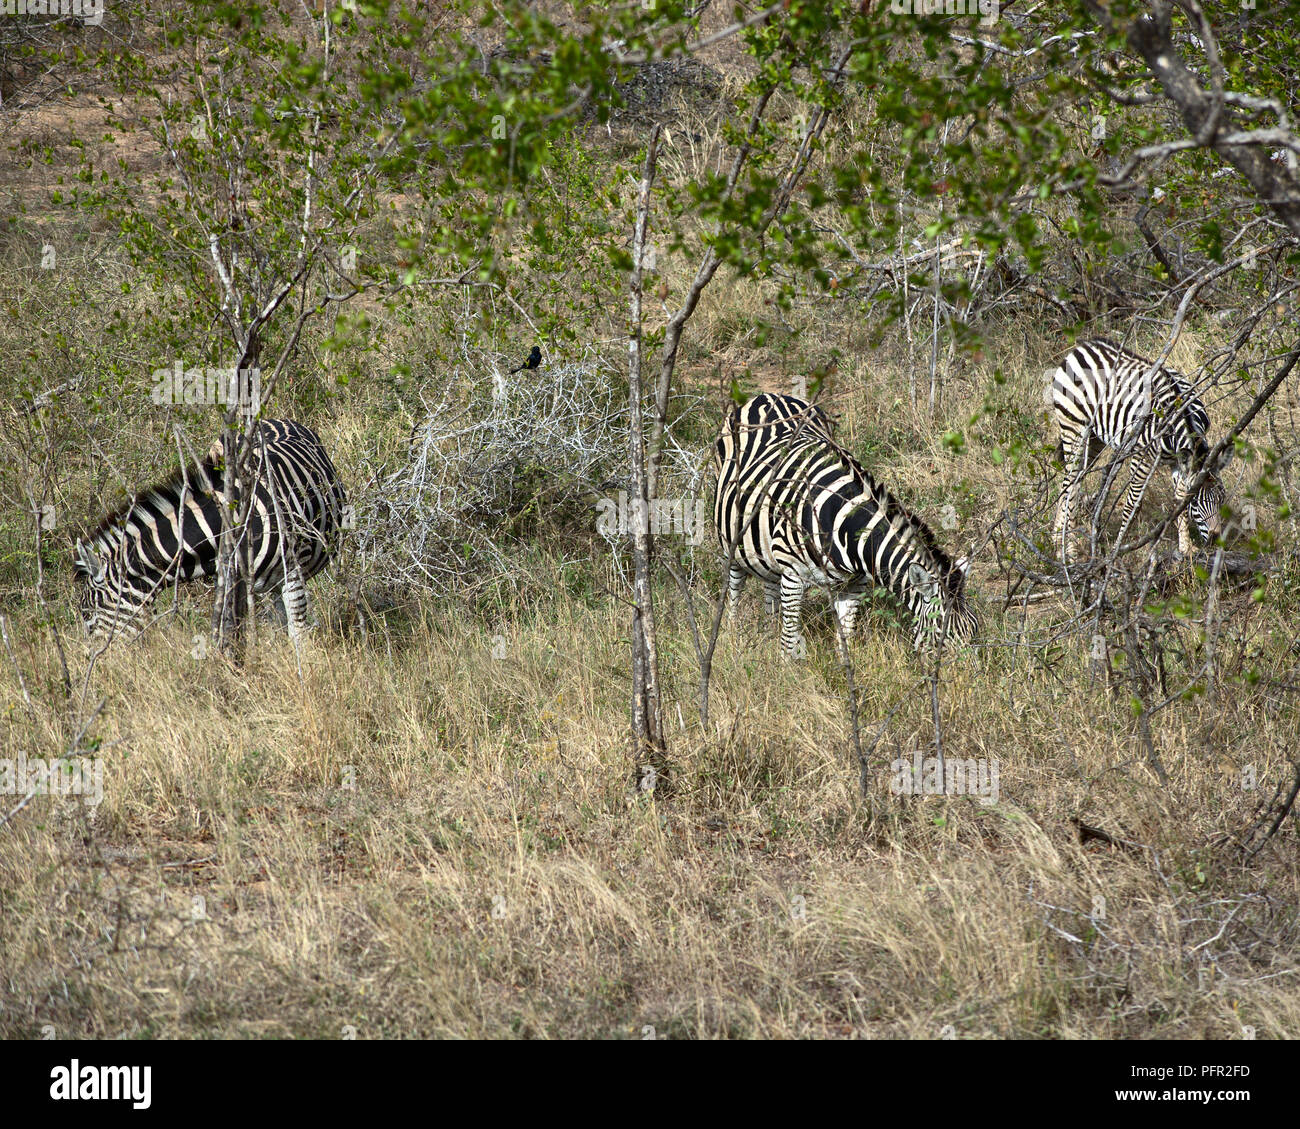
[713,392,978,656]
[73,419,347,642]
[1049,339,1227,561]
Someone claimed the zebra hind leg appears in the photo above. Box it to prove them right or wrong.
[1171,469,1194,555]
[726,564,747,623]
[280,554,311,643]
[1054,431,1089,564]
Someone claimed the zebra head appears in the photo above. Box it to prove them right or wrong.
[73,534,144,640]
[1172,457,1229,547]
[1189,475,1227,546]
[906,553,979,651]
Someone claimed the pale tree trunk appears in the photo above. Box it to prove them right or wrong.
[645,88,772,503]
[629,125,669,794]
[644,48,850,498]
[212,418,245,657]
[212,335,261,659]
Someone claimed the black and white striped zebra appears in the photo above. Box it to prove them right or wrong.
[713,393,978,655]
[1049,339,1227,560]
[73,419,347,642]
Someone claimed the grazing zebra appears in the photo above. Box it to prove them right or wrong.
[1049,339,1227,561]
[713,393,978,655]
[73,419,347,642]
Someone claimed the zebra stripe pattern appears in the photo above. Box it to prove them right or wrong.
[73,419,347,642]
[713,393,978,655]
[1050,339,1226,560]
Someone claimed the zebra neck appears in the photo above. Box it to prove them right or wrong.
[90,460,220,565]
[89,523,126,557]
[847,500,947,603]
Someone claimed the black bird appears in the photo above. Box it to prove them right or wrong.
[509,346,542,374]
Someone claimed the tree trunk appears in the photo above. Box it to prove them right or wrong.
[212,337,261,659]
[629,126,669,794]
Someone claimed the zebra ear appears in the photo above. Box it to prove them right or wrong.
[908,562,938,595]
[1214,445,1234,473]
[74,539,103,581]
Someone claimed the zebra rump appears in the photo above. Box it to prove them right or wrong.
[73,419,347,641]
[713,393,977,655]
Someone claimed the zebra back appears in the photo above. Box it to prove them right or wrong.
[714,391,834,464]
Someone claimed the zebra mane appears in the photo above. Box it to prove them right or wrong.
[79,446,223,553]
[878,479,962,583]
[1188,433,1213,468]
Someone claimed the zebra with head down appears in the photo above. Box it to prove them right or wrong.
[713,392,978,656]
[74,419,347,642]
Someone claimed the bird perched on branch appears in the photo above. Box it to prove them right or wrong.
[509,346,542,374]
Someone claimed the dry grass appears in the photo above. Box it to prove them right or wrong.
[3,361,1298,1037]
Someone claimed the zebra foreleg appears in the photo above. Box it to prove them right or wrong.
[1115,454,1156,555]
[763,578,780,617]
[832,588,864,656]
[779,571,807,658]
